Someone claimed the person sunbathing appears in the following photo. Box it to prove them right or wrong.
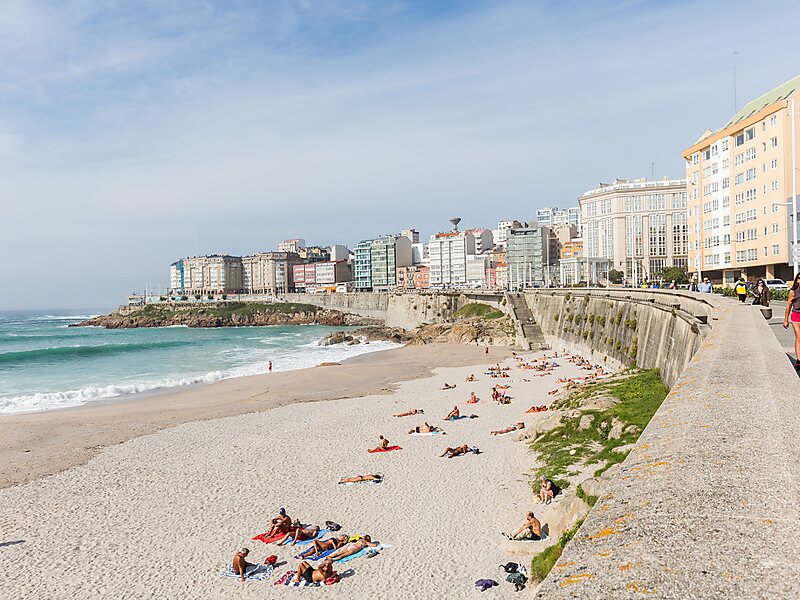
[467,391,479,404]
[299,534,351,558]
[394,409,423,417]
[539,476,560,504]
[466,374,476,382]
[368,435,391,452]
[232,547,255,582]
[338,474,383,484]
[276,522,320,546]
[440,444,479,458]
[504,512,542,541]
[491,422,524,436]
[327,536,378,561]
[408,422,441,434]
[442,383,457,390]
[294,558,337,585]
[444,406,460,420]
[264,507,292,538]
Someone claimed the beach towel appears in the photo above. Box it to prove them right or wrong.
[253,530,292,544]
[340,474,384,485]
[334,544,388,564]
[283,529,330,546]
[274,570,318,587]
[368,445,402,453]
[447,415,467,421]
[295,547,336,561]
[409,430,445,436]
[221,563,274,581]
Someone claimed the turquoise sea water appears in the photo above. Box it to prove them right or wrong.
[0,310,398,414]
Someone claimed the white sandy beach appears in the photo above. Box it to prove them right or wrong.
[0,350,588,599]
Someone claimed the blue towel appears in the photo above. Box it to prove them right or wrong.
[335,544,386,564]
[410,430,445,435]
[221,563,274,581]
[448,415,468,421]
[296,547,336,561]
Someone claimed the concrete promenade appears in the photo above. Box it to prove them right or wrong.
[535,295,800,598]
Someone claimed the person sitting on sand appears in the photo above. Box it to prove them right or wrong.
[442,383,457,390]
[327,536,378,561]
[440,444,479,458]
[539,476,560,504]
[368,435,390,452]
[299,534,351,559]
[445,405,460,420]
[294,558,337,584]
[276,522,320,546]
[264,507,292,538]
[338,474,383,484]
[504,512,542,541]
[491,422,524,436]
[394,409,423,417]
[408,422,441,434]
[232,548,255,582]
[466,374,476,382]
[467,391,479,404]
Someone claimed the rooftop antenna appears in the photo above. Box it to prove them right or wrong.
[449,217,461,232]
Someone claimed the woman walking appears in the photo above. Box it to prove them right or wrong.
[783,273,800,368]
[751,279,771,306]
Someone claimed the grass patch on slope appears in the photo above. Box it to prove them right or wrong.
[529,519,585,583]
[454,303,504,320]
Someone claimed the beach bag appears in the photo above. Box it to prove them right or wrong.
[507,572,527,585]
[326,521,342,531]
[500,562,519,573]
[265,555,277,566]
[324,574,340,585]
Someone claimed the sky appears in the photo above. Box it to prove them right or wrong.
[1,0,800,310]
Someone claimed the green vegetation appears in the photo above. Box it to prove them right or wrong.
[135,301,321,320]
[530,370,667,489]
[576,483,598,507]
[529,519,585,583]
[454,303,504,320]
[658,266,689,284]
[608,269,624,284]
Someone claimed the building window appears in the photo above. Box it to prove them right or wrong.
[771,159,778,169]
[770,115,777,127]
[773,203,780,212]
[771,136,778,147]
[773,244,781,255]
[735,133,744,147]
[721,139,729,151]
[692,153,699,165]
[722,195,730,208]
[745,126,755,141]
[773,223,780,233]
[772,180,779,191]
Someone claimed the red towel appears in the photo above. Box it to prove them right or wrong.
[368,445,402,453]
[252,528,296,544]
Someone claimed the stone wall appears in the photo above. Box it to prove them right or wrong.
[524,289,713,387]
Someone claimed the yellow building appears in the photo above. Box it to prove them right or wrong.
[683,74,800,284]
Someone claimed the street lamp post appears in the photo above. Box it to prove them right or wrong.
[792,98,798,277]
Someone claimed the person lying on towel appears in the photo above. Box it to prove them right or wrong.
[327,535,378,561]
[393,408,423,417]
[294,558,337,585]
[491,422,524,436]
[408,422,441,434]
[299,534,351,558]
[442,383,457,390]
[264,507,292,538]
[338,474,382,484]
[440,444,480,458]
[276,522,320,546]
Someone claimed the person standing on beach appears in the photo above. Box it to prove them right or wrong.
[268,360,272,373]
[783,273,800,368]
[734,277,748,303]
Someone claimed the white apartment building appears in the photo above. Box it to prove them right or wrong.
[579,178,689,284]
[428,231,477,287]
[171,255,243,294]
[241,252,302,294]
[278,239,306,253]
[465,254,488,288]
[400,229,420,244]
[463,228,495,254]
[494,220,523,246]
[535,207,582,235]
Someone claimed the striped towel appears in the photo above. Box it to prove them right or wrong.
[221,563,274,581]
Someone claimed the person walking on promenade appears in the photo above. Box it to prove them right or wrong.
[734,277,748,303]
[782,273,800,369]
[751,279,771,306]
[698,277,713,293]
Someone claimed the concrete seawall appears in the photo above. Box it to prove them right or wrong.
[534,292,800,598]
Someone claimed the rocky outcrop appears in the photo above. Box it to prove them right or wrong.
[72,303,381,329]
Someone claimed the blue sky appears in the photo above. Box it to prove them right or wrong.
[1,0,799,309]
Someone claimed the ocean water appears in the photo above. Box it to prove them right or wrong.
[0,310,399,414]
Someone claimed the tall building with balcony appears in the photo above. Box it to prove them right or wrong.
[506,226,558,288]
[354,240,373,290]
[579,178,689,285]
[428,230,477,288]
[683,74,800,283]
[354,236,412,291]
[241,252,303,294]
[171,255,243,294]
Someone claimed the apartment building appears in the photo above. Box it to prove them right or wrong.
[241,251,303,294]
[294,260,352,292]
[535,206,582,235]
[400,229,420,244]
[463,228,495,255]
[683,74,800,283]
[506,225,558,288]
[170,255,243,294]
[396,265,430,289]
[465,254,489,288]
[493,220,523,247]
[278,239,305,253]
[428,230,477,288]
[353,236,413,291]
[579,178,689,285]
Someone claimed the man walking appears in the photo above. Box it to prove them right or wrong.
[734,277,748,303]
[698,278,713,293]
